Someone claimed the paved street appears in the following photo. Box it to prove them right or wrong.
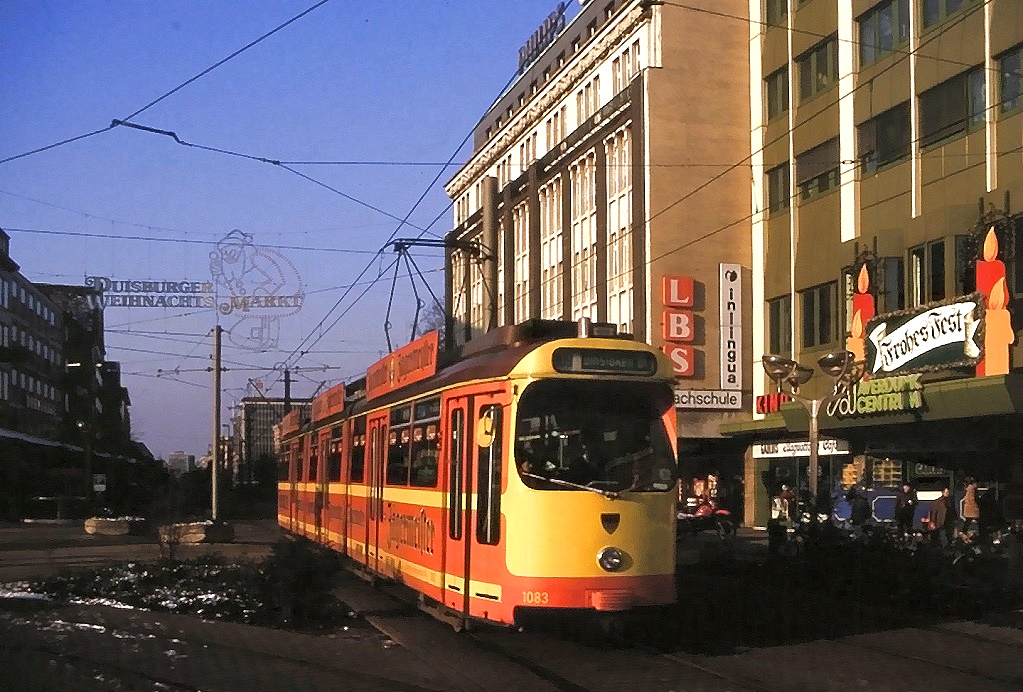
[1,520,1021,691]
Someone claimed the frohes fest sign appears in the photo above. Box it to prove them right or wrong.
[864,294,982,376]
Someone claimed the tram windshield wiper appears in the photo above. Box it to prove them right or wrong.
[521,472,621,499]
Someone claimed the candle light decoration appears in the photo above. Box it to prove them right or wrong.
[846,263,875,363]
[975,226,1014,376]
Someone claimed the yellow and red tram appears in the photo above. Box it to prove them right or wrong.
[277,319,679,628]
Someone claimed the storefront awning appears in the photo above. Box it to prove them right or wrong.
[721,373,1023,439]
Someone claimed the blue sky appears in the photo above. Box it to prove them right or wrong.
[1,0,575,459]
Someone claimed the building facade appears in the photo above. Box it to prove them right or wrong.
[166,450,196,476]
[444,0,754,482]
[232,397,312,486]
[726,0,1023,526]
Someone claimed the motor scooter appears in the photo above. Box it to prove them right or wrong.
[676,498,735,541]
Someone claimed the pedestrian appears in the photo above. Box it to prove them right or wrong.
[848,486,871,527]
[925,487,955,547]
[778,484,796,524]
[895,482,917,536]
[962,477,980,536]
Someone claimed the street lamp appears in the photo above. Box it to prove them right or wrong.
[761,351,863,517]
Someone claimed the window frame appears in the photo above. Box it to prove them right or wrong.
[765,67,789,121]
[797,36,838,103]
[919,67,985,148]
[999,44,1022,114]
[767,294,792,357]
[858,0,910,68]
[766,162,791,215]
[908,239,946,307]
[800,281,837,349]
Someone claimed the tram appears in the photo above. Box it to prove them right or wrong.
[276,318,679,629]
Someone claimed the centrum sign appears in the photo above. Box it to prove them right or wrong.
[825,373,924,418]
[865,295,981,375]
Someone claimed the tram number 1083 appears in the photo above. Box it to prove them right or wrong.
[522,591,550,605]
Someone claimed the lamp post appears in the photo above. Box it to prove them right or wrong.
[761,351,863,516]
[67,360,99,512]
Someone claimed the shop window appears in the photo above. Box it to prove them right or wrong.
[919,67,985,147]
[796,138,839,203]
[909,240,945,306]
[869,457,903,486]
[797,37,838,103]
[767,294,792,356]
[765,67,788,120]
[766,162,790,214]
[1000,44,1023,114]
[858,102,911,174]
[858,0,909,67]
[800,281,836,348]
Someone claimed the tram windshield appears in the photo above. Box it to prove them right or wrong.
[514,380,676,493]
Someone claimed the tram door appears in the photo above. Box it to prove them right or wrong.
[442,392,506,621]
[366,412,388,574]
[314,429,330,545]
[441,395,472,617]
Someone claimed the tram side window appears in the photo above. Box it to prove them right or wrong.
[328,426,342,481]
[350,417,367,483]
[308,435,319,482]
[410,424,439,487]
[476,405,503,546]
[387,429,412,485]
[449,409,465,539]
[277,450,290,482]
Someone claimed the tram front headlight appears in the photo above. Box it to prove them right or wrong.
[597,547,625,572]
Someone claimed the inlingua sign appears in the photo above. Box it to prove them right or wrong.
[864,294,983,375]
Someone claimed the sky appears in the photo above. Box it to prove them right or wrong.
[1,0,577,459]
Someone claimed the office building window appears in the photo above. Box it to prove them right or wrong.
[539,178,564,319]
[766,0,787,26]
[1000,44,1022,113]
[796,138,839,203]
[859,0,909,67]
[909,240,945,306]
[878,257,905,312]
[576,76,600,124]
[605,128,633,334]
[768,294,792,357]
[920,67,985,146]
[798,37,838,102]
[766,162,790,214]
[922,0,979,30]
[545,106,566,149]
[570,151,598,320]
[765,68,789,120]
[858,101,911,174]
[513,203,530,324]
[801,282,836,348]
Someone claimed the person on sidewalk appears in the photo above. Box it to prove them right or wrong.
[925,487,955,547]
[962,477,980,536]
[895,483,917,536]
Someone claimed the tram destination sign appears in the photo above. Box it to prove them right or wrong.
[865,294,982,375]
[552,348,657,376]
